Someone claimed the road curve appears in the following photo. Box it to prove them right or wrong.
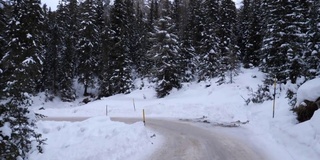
[42,117,266,160]
[135,119,265,160]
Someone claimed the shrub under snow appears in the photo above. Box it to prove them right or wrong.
[293,78,320,122]
[296,78,320,107]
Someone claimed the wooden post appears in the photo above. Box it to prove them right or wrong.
[273,78,277,118]
[133,99,136,112]
[143,109,146,126]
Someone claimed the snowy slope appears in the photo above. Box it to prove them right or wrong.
[30,68,320,160]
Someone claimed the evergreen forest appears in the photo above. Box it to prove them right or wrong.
[0,0,320,159]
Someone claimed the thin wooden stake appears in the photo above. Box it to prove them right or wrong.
[133,99,136,112]
[143,109,146,126]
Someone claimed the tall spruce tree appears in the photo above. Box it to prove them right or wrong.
[261,0,308,85]
[2,0,44,98]
[171,0,181,35]
[286,0,309,84]
[0,0,5,60]
[55,0,78,101]
[124,0,140,78]
[306,0,320,78]
[148,3,182,97]
[77,0,100,96]
[260,0,293,85]
[188,0,204,55]
[101,0,133,96]
[98,1,114,98]
[0,0,8,98]
[216,0,239,84]
[133,1,151,77]
[178,0,197,82]
[149,0,159,27]
[0,0,45,159]
[198,0,220,82]
[42,8,63,96]
[239,0,263,68]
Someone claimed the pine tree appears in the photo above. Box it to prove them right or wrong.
[239,0,263,68]
[124,0,140,78]
[149,0,159,27]
[2,0,44,98]
[98,26,114,97]
[238,0,251,59]
[180,0,205,82]
[201,0,220,54]
[42,8,62,97]
[179,0,197,82]
[0,1,5,61]
[188,0,204,55]
[261,0,309,85]
[0,1,45,159]
[98,1,114,98]
[260,0,292,84]
[95,0,106,75]
[159,0,172,17]
[306,0,320,78]
[77,0,100,96]
[198,0,220,82]
[100,0,133,96]
[135,0,160,78]
[131,1,151,77]
[0,0,8,98]
[55,0,78,101]
[148,15,182,98]
[216,0,239,84]
[171,0,181,34]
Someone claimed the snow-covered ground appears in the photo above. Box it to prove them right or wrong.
[30,117,161,160]
[29,68,320,160]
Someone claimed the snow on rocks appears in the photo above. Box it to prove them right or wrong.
[296,78,320,106]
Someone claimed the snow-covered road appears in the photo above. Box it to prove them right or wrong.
[141,119,265,160]
[42,117,266,160]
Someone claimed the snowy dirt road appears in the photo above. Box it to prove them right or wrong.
[135,119,265,160]
[43,117,266,160]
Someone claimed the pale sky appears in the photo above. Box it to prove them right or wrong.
[41,0,59,11]
[41,0,242,11]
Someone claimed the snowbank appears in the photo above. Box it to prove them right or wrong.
[268,110,320,160]
[288,110,320,158]
[29,117,161,160]
[296,78,320,106]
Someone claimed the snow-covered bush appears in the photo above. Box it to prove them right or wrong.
[292,78,320,122]
[295,78,320,106]
[250,85,272,103]
[292,99,319,122]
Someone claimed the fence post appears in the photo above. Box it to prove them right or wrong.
[133,99,136,112]
[143,109,146,126]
